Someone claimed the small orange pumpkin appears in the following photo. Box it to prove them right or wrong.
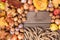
[33,0,48,10]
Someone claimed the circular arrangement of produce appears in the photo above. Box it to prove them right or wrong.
[0,0,60,40]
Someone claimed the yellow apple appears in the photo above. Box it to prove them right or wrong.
[50,24,59,31]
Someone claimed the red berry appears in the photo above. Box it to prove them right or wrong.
[1,0,6,2]
[54,9,60,15]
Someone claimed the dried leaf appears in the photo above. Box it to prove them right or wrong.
[8,0,22,8]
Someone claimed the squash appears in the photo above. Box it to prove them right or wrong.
[33,0,48,10]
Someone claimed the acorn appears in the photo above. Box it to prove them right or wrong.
[35,8,38,13]
[21,13,26,17]
[6,35,11,40]
[52,16,56,19]
[14,17,18,22]
[22,17,26,22]
[24,10,28,14]
[12,13,17,17]
[14,22,19,26]
[18,33,24,40]
[17,8,23,14]
[51,19,55,23]
[49,13,53,17]
[46,8,50,11]
[24,3,29,10]
[18,19,22,24]
[28,0,33,5]
[18,15,22,19]
[10,28,15,32]
[15,31,19,35]
[15,27,19,31]
[11,35,17,40]
[20,28,24,32]
[55,19,60,25]
[29,5,35,11]
[49,7,54,11]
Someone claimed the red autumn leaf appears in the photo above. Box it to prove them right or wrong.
[8,0,22,8]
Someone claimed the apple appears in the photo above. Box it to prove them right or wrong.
[53,9,60,15]
[50,24,59,31]
[1,0,6,2]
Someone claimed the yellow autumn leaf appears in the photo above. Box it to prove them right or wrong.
[0,17,8,26]
[0,2,5,10]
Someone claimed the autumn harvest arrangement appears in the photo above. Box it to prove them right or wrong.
[0,0,60,40]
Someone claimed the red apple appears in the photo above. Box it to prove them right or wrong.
[1,0,6,2]
[53,9,60,15]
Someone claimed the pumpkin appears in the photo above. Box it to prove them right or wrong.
[33,0,48,10]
